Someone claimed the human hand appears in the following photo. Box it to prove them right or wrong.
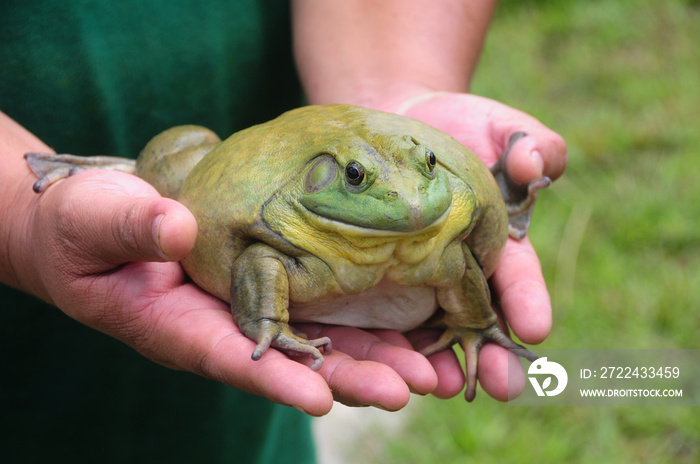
[19,170,437,416]
[385,91,568,401]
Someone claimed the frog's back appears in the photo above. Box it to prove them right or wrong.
[178,104,425,237]
[136,125,222,198]
[177,106,356,240]
[176,104,507,300]
[177,105,370,300]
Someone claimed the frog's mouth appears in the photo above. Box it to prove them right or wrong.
[300,203,452,239]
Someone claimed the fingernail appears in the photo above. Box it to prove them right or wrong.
[530,150,544,178]
[152,213,170,260]
[294,405,310,415]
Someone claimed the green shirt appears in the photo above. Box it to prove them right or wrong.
[0,1,315,462]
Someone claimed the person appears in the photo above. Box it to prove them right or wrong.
[0,0,567,462]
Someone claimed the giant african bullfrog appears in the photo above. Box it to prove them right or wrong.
[25,104,550,401]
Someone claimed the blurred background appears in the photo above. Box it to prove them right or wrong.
[314,0,700,462]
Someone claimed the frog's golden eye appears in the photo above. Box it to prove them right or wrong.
[345,161,365,186]
[426,149,437,171]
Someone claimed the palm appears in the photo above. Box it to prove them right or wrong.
[112,260,445,415]
[400,92,566,176]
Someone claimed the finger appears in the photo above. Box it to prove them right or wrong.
[483,98,567,183]
[490,237,552,344]
[215,348,336,417]
[364,329,438,395]
[320,352,411,410]
[477,344,526,402]
[133,289,337,416]
[41,170,197,272]
[405,328,465,398]
[204,320,418,413]
[397,92,567,182]
[503,129,567,184]
[301,325,438,396]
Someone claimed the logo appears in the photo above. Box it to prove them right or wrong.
[528,357,568,397]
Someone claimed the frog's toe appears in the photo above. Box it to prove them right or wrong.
[24,152,137,193]
[420,324,537,401]
[481,324,538,362]
[459,330,482,402]
[460,324,538,401]
[418,329,460,358]
[490,132,552,239]
[272,333,332,371]
[418,328,485,401]
[249,321,332,371]
[505,176,552,239]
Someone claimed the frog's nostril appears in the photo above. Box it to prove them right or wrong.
[387,191,399,199]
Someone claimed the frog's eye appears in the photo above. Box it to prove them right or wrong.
[426,149,437,172]
[345,161,365,186]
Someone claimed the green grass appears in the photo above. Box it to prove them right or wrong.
[351,0,700,462]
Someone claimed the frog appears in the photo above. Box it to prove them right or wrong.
[25,104,551,401]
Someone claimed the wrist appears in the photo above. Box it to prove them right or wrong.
[0,111,54,298]
[1,183,51,300]
[306,81,441,114]
[0,176,52,301]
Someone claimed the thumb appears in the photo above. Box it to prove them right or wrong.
[96,195,197,265]
[35,170,197,275]
[499,126,568,185]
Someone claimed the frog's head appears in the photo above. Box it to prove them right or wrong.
[298,132,453,235]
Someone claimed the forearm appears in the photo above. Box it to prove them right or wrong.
[0,111,53,294]
[292,0,497,108]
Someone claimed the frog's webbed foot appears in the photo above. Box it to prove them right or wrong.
[490,132,551,239]
[247,319,332,371]
[24,153,136,193]
[419,323,537,402]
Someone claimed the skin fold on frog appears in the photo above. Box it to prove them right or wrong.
[25,104,551,401]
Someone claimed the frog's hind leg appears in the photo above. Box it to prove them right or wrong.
[424,241,537,401]
[24,153,136,193]
[250,322,332,371]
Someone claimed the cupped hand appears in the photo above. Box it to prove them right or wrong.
[386,91,568,401]
[21,169,437,416]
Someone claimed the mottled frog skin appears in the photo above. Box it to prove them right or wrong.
[26,104,550,401]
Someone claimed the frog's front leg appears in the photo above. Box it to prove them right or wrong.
[24,153,136,193]
[231,243,332,370]
[491,132,552,239]
[421,242,537,401]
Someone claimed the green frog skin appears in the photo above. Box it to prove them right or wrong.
[26,104,550,401]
